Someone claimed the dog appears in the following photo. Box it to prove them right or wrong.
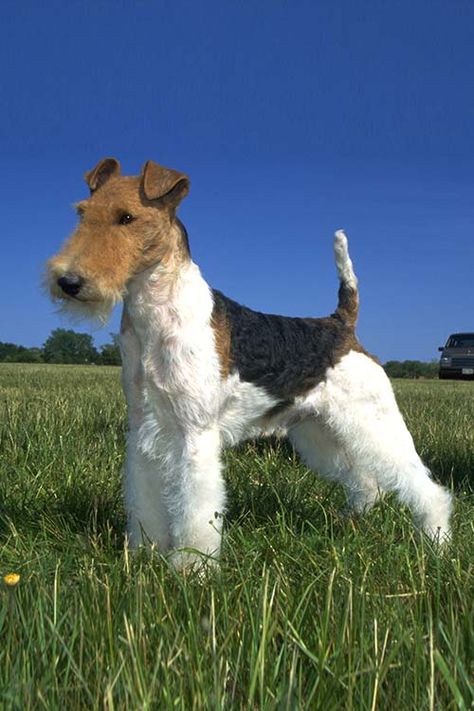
[47,157,452,568]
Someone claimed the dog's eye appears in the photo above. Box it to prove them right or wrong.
[119,213,135,226]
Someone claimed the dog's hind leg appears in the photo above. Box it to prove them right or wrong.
[292,351,452,541]
[289,418,381,514]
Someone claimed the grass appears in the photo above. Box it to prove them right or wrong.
[0,363,473,710]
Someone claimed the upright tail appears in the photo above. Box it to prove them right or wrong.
[333,230,359,328]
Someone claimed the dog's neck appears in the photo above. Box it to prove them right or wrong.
[121,257,220,407]
[123,259,213,346]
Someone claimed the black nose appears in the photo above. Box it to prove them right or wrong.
[57,273,85,297]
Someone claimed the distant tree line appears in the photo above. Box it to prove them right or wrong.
[383,360,439,379]
[1,331,439,377]
[0,329,121,365]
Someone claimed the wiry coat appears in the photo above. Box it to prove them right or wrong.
[47,158,452,568]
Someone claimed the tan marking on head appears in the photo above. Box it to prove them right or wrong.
[85,157,121,192]
[142,160,189,204]
[47,158,191,318]
[211,308,232,379]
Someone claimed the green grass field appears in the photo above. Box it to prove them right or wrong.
[0,364,473,710]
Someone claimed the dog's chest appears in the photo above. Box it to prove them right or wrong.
[122,284,222,430]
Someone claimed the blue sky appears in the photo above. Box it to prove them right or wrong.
[1,0,473,362]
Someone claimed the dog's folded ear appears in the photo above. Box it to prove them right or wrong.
[141,160,189,206]
[84,158,121,193]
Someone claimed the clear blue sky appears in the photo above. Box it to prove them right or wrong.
[1,1,473,362]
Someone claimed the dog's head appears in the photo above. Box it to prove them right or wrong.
[47,158,190,321]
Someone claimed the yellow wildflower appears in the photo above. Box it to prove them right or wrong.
[3,573,20,587]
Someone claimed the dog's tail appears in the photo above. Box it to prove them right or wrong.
[333,230,359,328]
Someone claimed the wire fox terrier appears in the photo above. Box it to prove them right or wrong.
[47,158,452,567]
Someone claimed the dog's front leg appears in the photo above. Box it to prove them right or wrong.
[124,429,172,551]
[165,427,225,570]
[128,421,225,569]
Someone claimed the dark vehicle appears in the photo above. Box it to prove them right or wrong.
[438,332,474,379]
